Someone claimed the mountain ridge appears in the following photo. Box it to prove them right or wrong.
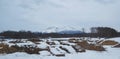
[42,26,83,34]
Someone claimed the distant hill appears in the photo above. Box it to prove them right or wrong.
[42,26,83,34]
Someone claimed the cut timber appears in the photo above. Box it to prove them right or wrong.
[113,44,120,48]
[49,47,65,57]
[100,40,118,45]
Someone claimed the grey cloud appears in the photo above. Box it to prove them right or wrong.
[0,0,120,32]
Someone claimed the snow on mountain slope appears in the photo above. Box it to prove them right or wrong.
[42,26,83,34]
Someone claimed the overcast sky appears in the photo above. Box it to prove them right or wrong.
[0,0,120,32]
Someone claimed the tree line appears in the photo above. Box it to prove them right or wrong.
[0,27,119,39]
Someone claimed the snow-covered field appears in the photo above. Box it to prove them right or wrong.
[0,37,120,59]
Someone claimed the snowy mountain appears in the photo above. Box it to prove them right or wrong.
[42,26,83,34]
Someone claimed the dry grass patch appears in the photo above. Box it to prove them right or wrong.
[100,40,118,45]
[87,44,105,51]
[0,43,9,53]
[77,40,89,48]
[28,38,41,43]
[0,43,41,54]
[76,40,105,51]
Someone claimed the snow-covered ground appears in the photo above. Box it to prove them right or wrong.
[0,37,120,59]
[0,46,120,59]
